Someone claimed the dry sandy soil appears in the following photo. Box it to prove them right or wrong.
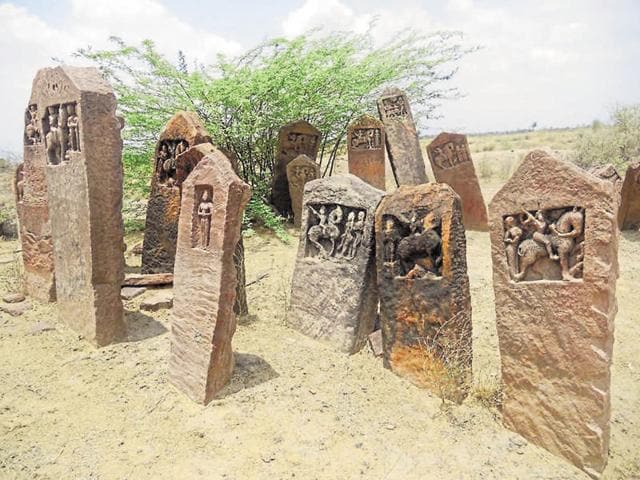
[1,147,639,479]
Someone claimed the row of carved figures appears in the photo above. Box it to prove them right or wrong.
[307,205,366,260]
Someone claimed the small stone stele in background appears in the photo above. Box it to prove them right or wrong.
[618,161,640,230]
[426,132,488,231]
[287,174,384,354]
[33,66,125,347]
[377,87,429,186]
[169,151,251,405]
[375,183,472,403]
[141,112,213,275]
[489,150,618,478]
[347,115,386,190]
[286,154,320,228]
[140,291,173,312]
[3,292,26,303]
[270,120,321,218]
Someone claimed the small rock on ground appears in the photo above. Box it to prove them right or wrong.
[3,293,26,303]
[121,286,147,301]
[368,329,383,357]
[0,302,32,317]
[140,291,173,312]
[29,322,55,335]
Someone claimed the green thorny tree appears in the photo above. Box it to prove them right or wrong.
[75,27,475,231]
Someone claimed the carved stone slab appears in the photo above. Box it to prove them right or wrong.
[287,174,384,353]
[347,115,386,190]
[270,120,321,217]
[426,132,488,231]
[489,150,618,478]
[377,88,428,186]
[286,154,320,228]
[32,66,126,346]
[169,152,251,404]
[375,183,471,402]
[141,112,212,274]
[589,163,623,210]
[618,161,640,230]
[16,97,56,301]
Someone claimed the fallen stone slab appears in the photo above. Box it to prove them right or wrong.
[122,273,173,287]
[121,286,146,301]
[3,292,26,303]
[140,291,173,312]
[29,321,55,335]
[0,302,32,317]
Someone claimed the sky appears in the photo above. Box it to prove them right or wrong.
[1,0,639,154]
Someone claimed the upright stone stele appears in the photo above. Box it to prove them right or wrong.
[286,154,320,228]
[426,132,488,231]
[270,120,321,217]
[618,161,640,230]
[169,152,251,404]
[347,115,386,190]
[377,88,428,186]
[141,112,212,274]
[490,150,618,478]
[15,97,56,302]
[287,174,383,354]
[33,66,125,346]
[375,183,472,402]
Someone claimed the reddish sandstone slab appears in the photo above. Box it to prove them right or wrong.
[489,150,618,478]
[377,88,428,186]
[375,183,472,402]
[426,132,488,231]
[287,154,320,228]
[270,120,321,217]
[169,151,251,404]
[347,115,386,191]
[618,161,640,230]
[32,66,126,346]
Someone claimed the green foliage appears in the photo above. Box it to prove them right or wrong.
[574,104,640,169]
[243,181,290,243]
[75,29,474,235]
[123,218,145,235]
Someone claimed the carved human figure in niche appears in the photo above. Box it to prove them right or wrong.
[521,209,558,260]
[397,211,442,278]
[307,205,343,258]
[174,140,187,158]
[66,104,79,152]
[383,96,408,119]
[503,216,522,279]
[15,166,25,202]
[350,211,366,258]
[25,105,40,145]
[157,143,170,176]
[45,106,63,165]
[338,211,356,257]
[382,217,401,263]
[292,165,317,186]
[514,206,585,281]
[432,146,452,169]
[351,128,381,150]
[197,190,214,249]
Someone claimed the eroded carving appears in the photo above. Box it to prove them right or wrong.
[350,128,382,150]
[382,211,442,278]
[283,132,319,157]
[306,204,366,260]
[193,186,213,249]
[431,139,470,169]
[382,95,408,119]
[504,206,585,282]
[24,104,41,145]
[289,164,318,187]
[155,139,189,186]
[15,164,25,202]
[42,102,80,164]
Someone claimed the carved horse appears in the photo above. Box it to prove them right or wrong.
[307,206,343,257]
[396,228,442,276]
[516,208,584,281]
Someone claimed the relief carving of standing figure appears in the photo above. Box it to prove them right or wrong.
[197,190,214,249]
[66,104,79,152]
[45,106,62,165]
[25,105,40,145]
[503,216,522,279]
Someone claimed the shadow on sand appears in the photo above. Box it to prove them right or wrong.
[123,309,168,342]
[216,352,279,398]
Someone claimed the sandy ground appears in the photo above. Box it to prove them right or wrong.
[1,170,640,479]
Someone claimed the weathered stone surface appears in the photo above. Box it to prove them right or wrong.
[618,161,640,230]
[122,272,173,287]
[489,150,618,478]
[141,113,212,274]
[377,88,428,186]
[169,152,251,404]
[32,66,125,346]
[375,183,472,402]
[270,120,321,217]
[0,301,32,317]
[347,115,386,190]
[140,291,173,311]
[426,133,488,231]
[589,163,623,208]
[120,286,146,301]
[16,91,57,302]
[3,293,26,303]
[286,154,320,228]
[287,174,384,354]
[368,329,383,357]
